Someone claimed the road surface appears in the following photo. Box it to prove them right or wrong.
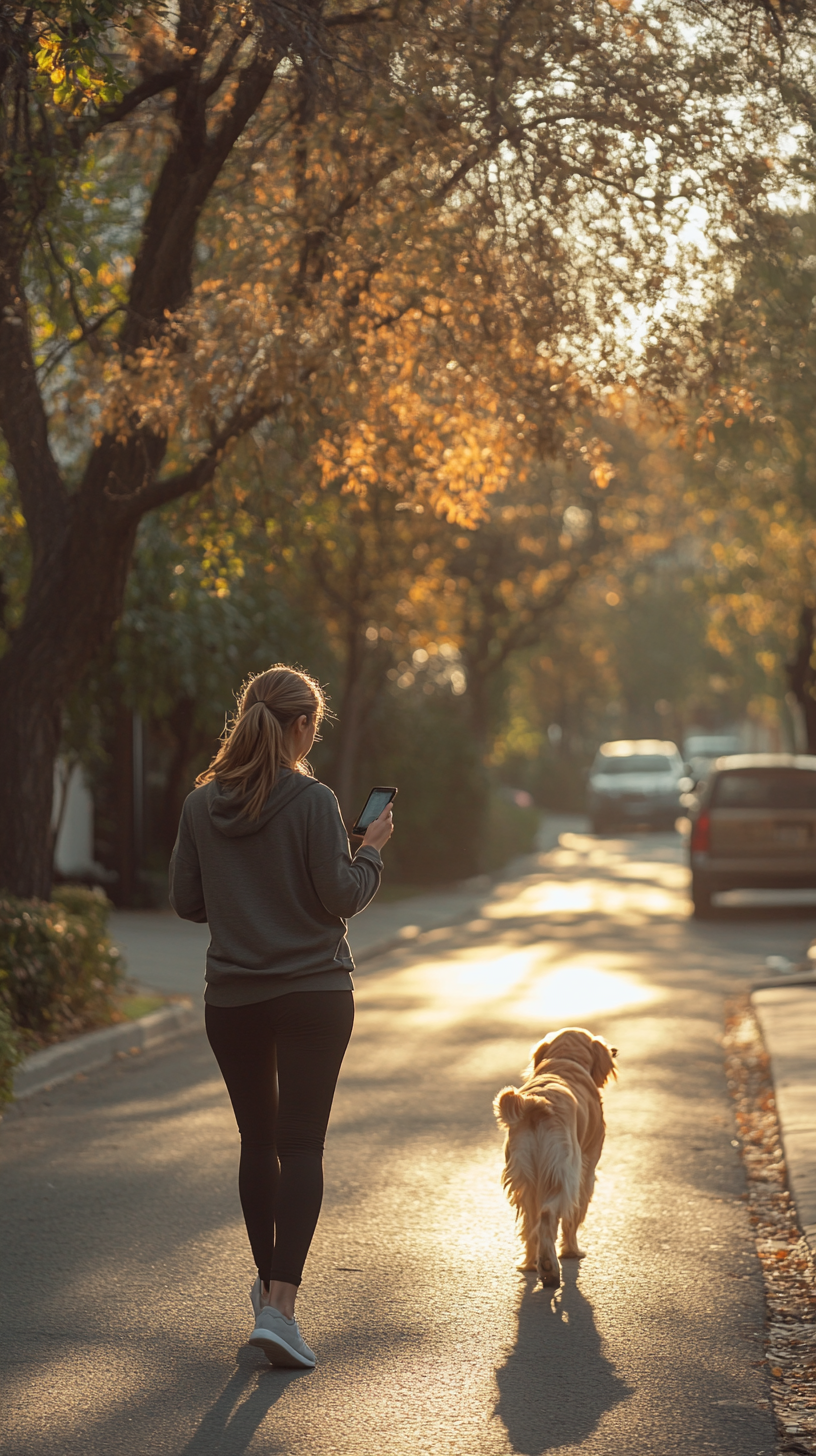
[3,829,814,1456]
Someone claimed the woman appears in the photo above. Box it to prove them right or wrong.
[169,665,393,1369]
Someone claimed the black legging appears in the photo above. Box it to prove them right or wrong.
[205,989,354,1287]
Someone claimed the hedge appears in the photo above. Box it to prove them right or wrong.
[0,885,124,1108]
[0,1003,22,1108]
[481,791,541,872]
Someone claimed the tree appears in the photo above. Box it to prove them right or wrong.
[676,211,816,748]
[189,378,622,815]
[407,450,608,749]
[106,515,330,851]
[0,0,797,894]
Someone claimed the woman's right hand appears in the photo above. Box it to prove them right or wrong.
[362,804,394,852]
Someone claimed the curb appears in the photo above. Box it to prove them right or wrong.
[350,823,571,969]
[11,827,570,1104]
[9,926,474,1102]
[9,929,437,1104]
[749,969,816,993]
[13,1002,204,1101]
[751,982,816,1258]
[353,922,442,965]
[9,942,414,1104]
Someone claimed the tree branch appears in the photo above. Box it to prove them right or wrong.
[125,402,274,515]
[0,242,68,571]
[324,4,396,25]
[120,47,281,344]
[37,305,124,379]
[201,34,245,99]
[87,66,192,132]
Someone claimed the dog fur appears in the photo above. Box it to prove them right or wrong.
[493,1027,617,1288]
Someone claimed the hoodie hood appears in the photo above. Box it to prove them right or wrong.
[208,768,318,838]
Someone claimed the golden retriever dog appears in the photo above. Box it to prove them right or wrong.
[493,1028,617,1288]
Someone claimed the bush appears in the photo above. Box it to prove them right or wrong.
[357,691,488,883]
[497,750,591,813]
[481,791,541,873]
[0,885,124,1050]
[0,1000,22,1111]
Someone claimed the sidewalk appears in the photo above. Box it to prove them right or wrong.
[14,814,584,1099]
[107,813,583,998]
[752,981,816,1256]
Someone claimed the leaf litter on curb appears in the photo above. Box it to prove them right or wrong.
[724,999,816,1455]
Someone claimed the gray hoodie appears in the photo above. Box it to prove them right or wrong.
[169,770,382,1006]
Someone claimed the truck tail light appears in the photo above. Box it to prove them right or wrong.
[691,812,710,853]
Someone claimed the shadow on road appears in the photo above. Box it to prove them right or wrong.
[494,1265,630,1455]
[179,1346,308,1456]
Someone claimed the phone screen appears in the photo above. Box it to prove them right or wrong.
[353,787,396,834]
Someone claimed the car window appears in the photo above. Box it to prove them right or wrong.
[711,769,816,810]
[593,755,676,775]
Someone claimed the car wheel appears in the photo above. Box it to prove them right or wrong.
[692,877,713,918]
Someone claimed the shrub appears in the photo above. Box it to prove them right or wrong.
[481,791,541,872]
[0,999,22,1111]
[497,749,591,813]
[357,691,488,883]
[0,886,124,1049]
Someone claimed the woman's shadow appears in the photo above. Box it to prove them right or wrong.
[495,1265,631,1455]
[178,1346,307,1456]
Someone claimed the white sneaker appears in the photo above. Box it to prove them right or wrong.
[249,1306,316,1369]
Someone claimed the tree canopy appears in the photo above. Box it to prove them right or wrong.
[1,0,813,894]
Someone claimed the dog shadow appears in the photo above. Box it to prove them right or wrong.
[494,1264,631,1455]
[177,1345,308,1456]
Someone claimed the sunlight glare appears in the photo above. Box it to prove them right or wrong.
[359,942,660,1037]
[505,960,660,1025]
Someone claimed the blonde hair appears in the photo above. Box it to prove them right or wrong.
[197,665,326,820]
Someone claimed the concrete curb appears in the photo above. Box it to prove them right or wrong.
[10,934,432,1103]
[9,923,491,1102]
[9,925,466,1104]
[12,821,575,1103]
[349,823,573,969]
[749,970,816,993]
[13,1002,204,1101]
[751,983,816,1258]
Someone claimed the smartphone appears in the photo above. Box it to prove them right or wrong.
[351,785,397,837]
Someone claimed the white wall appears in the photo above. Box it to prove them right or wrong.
[52,761,96,878]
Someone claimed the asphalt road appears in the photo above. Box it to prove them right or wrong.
[3,829,816,1456]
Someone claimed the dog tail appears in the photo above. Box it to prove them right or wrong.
[536,1120,582,1219]
[493,1086,552,1127]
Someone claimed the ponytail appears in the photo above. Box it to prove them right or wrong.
[196,665,326,820]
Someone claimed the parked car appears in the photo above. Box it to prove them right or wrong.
[682,732,742,787]
[587,740,688,833]
[688,753,816,916]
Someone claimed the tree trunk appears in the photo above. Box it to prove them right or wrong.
[787,605,816,754]
[331,632,371,822]
[0,503,139,898]
[0,665,62,900]
[111,701,137,908]
[0,34,283,900]
[464,659,499,762]
[161,697,203,856]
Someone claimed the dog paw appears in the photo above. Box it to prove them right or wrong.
[517,1261,538,1272]
[559,1246,586,1260]
[537,1254,561,1289]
